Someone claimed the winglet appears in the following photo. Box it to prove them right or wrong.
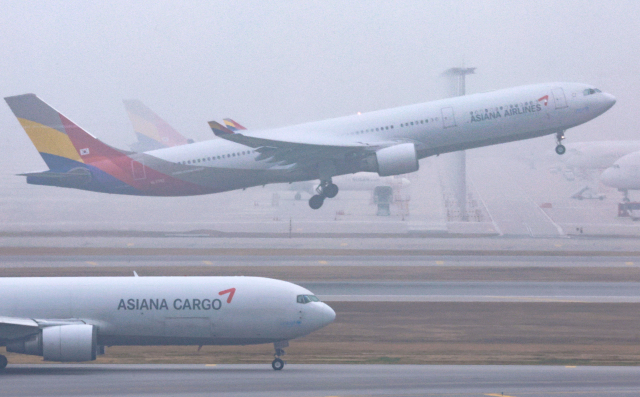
[223,118,247,131]
[208,121,235,136]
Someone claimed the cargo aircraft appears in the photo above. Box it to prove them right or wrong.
[5,83,615,209]
[0,276,335,371]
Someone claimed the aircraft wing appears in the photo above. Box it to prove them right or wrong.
[0,316,40,340]
[208,121,398,168]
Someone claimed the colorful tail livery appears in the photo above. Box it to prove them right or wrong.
[124,99,193,152]
[5,94,207,196]
[223,118,246,132]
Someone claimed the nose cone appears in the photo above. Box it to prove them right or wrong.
[322,303,336,325]
[602,92,617,111]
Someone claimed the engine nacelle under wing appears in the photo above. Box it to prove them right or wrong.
[375,143,419,177]
[7,324,97,362]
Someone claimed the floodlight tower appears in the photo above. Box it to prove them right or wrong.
[443,67,475,221]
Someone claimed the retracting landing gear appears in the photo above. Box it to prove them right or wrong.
[308,180,339,210]
[555,131,566,155]
[0,354,7,371]
[272,341,289,370]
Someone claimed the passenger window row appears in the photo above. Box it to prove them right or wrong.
[351,125,394,135]
[180,150,253,165]
[400,118,437,127]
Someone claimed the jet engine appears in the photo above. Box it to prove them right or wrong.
[6,324,97,362]
[375,143,419,177]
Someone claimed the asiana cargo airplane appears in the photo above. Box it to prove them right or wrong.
[5,83,615,209]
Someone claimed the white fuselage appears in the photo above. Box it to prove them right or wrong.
[0,277,335,346]
[601,151,640,191]
[139,82,615,194]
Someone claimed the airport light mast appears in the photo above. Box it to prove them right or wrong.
[443,67,475,221]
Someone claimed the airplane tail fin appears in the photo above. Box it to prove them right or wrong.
[123,99,191,151]
[208,120,236,136]
[4,93,128,169]
[223,118,247,131]
[4,94,89,171]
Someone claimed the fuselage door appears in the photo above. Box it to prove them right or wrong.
[552,88,568,109]
[132,159,146,180]
[441,107,457,128]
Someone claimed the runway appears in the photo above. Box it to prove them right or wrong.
[1,364,639,397]
[1,254,640,268]
[305,281,640,302]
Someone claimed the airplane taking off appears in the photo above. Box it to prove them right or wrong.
[5,83,615,209]
[600,151,640,201]
[0,276,335,371]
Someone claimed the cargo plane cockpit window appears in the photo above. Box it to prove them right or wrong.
[296,295,320,304]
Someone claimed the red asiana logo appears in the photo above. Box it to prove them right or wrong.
[538,95,549,106]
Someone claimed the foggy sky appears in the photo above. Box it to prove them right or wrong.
[1,0,638,172]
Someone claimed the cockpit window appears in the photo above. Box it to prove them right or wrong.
[296,294,320,304]
[583,88,602,96]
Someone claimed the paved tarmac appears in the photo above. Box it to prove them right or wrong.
[304,281,640,302]
[1,254,639,268]
[1,364,639,396]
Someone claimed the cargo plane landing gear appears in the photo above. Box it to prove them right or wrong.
[308,180,339,210]
[0,354,7,371]
[272,341,288,370]
[555,131,566,155]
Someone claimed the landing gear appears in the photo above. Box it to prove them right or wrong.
[294,192,302,201]
[309,194,325,209]
[272,341,288,370]
[0,354,7,370]
[555,131,566,155]
[308,180,339,209]
[272,357,284,370]
[623,189,630,203]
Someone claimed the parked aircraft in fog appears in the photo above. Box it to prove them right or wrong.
[5,83,615,209]
[547,140,640,181]
[0,276,335,371]
[600,151,640,201]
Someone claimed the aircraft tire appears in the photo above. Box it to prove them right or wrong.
[324,183,339,199]
[309,195,324,209]
[555,144,566,155]
[272,358,284,370]
[0,354,7,370]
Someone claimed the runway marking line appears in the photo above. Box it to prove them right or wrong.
[205,364,216,367]
[126,243,134,247]
[85,261,98,266]
[435,260,444,265]
[626,262,634,266]
[485,394,516,397]
[319,260,328,264]
[565,365,577,368]
[202,261,214,265]
[340,243,348,246]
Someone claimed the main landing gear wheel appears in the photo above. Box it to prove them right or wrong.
[0,354,7,370]
[323,183,339,199]
[272,358,284,370]
[308,180,339,209]
[309,195,325,210]
[555,144,566,155]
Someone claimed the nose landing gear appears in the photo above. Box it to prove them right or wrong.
[308,180,339,209]
[272,341,288,370]
[555,131,566,155]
